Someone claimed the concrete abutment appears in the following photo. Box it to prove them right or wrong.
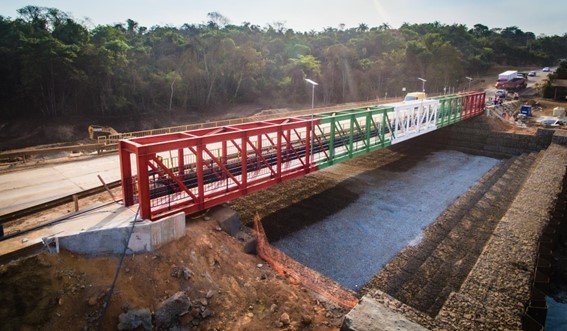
[51,212,186,255]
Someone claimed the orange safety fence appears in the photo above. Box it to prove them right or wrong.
[253,213,359,309]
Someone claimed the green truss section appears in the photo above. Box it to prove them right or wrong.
[433,94,465,127]
[310,93,478,170]
[312,105,394,169]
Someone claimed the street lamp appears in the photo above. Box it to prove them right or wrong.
[466,76,473,91]
[417,77,427,92]
[305,78,318,109]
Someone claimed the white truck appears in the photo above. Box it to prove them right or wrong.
[495,70,518,88]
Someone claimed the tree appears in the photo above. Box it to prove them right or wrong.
[357,23,369,33]
[378,23,391,31]
[281,55,321,103]
[166,71,181,111]
[3,6,567,122]
[322,44,356,102]
[207,12,229,29]
[471,24,491,38]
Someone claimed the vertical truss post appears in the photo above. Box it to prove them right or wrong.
[240,132,247,192]
[433,102,438,125]
[177,148,184,176]
[381,111,387,143]
[196,140,205,210]
[276,127,282,181]
[222,140,228,182]
[329,116,336,163]
[137,152,151,220]
[348,114,354,158]
[257,134,262,170]
[119,142,134,206]
[305,121,312,171]
[365,112,371,152]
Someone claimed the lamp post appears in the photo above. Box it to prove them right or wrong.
[418,77,427,92]
[466,76,472,91]
[305,78,318,109]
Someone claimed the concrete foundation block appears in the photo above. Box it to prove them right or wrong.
[341,296,427,331]
[241,236,257,254]
[126,220,153,253]
[150,212,186,248]
[210,206,241,236]
[53,212,186,256]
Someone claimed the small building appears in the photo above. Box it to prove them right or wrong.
[550,79,567,100]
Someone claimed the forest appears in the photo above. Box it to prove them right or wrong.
[1,5,566,120]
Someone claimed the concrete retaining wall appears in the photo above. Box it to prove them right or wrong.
[416,116,555,157]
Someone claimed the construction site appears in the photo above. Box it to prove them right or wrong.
[1,92,567,331]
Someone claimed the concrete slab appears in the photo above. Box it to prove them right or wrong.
[0,202,132,256]
[341,296,427,331]
[0,155,121,215]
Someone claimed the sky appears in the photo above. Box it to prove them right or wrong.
[1,0,565,37]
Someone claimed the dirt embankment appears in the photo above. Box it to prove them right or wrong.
[0,216,347,330]
[0,104,275,152]
[0,137,426,331]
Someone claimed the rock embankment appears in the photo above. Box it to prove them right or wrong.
[345,142,567,330]
[439,143,567,330]
[361,150,543,317]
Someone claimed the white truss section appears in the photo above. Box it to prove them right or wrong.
[388,99,440,144]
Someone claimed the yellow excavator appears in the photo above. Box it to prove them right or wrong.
[88,125,118,140]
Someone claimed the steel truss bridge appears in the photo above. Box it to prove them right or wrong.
[119,92,485,220]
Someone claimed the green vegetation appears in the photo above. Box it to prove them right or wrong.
[1,6,566,120]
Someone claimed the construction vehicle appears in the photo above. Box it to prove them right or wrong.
[88,125,118,140]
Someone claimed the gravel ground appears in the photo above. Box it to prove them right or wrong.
[272,150,500,290]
